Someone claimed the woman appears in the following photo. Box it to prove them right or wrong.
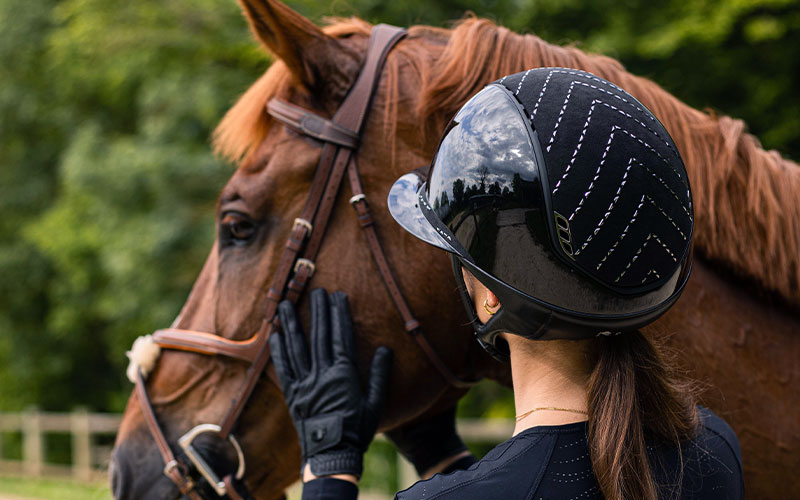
[268,68,743,499]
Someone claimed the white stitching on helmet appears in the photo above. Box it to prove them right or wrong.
[597,194,645,270]
[548,69,652,120]
[593,98,671,149]
[568,126,618,220]
[641,269,661,284]
[640,163,693,218]
[574,161,692,256]
[545,79,577,152]
[646,195,688,240]
[551,100,594,195]
[554,123,685,200]
[515,68,532,96]
[615,232,677,282]
[531,69,554,118]
[574,158,636,255]
[544,81,672,156]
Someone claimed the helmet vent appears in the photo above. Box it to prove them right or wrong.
[554,212,575,259]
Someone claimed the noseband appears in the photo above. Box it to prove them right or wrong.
[130,24,475,500]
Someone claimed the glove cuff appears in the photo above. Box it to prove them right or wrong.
[307,449,364,478]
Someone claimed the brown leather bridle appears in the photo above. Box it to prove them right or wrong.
[131,24,476,500]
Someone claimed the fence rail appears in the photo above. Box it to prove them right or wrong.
[0,409,121,482]
[0,410,514,490]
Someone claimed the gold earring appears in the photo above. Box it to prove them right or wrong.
[483,298,497,316]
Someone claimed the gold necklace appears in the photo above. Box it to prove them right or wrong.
[515,407,589,422]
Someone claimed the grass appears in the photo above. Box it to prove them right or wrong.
[0,475,110,500]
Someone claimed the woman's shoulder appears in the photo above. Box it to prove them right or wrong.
[695,406,742,461]
[395,421,593,500]
[650,406,744,499]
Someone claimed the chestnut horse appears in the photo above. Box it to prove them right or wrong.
[111,1,800,498]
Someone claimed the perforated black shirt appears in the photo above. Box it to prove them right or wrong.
[303,407,743,500]
[395,407,742,500]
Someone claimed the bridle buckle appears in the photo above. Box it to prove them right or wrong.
[293,258,316,277]
[293,217,313,234]
[177,424,246,497]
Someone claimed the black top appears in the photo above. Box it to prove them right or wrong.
[303,407,742,500]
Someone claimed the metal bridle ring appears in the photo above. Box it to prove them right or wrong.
[177,424,246,497]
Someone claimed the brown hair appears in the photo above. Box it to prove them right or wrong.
[587,332,699,500]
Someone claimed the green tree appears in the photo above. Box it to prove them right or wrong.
[0,0,265,411]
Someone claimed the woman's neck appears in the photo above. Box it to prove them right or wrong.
[506,335,591,435]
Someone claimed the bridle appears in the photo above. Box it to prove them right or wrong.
[130,24,476,500]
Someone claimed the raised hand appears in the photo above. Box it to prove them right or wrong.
[269,289,393,478]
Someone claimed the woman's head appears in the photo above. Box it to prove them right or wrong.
[390,68,700,500]
[388,68,693,358]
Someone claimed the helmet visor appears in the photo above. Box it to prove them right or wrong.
[388,84,539,258]
[426,85,542,234]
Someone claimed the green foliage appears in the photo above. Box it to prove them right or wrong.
[0,0,263,411]
[0,0,797,421]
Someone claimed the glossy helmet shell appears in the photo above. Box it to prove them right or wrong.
[388,68,693,359]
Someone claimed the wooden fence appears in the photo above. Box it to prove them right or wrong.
[0,409,121,482]
[0,410,514,490]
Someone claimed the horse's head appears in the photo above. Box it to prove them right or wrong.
[111,2,483,499]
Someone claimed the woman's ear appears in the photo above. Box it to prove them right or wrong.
[486,290,500,308]
[460,267,475,297]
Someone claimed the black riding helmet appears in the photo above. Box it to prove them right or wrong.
[388,68,693,360]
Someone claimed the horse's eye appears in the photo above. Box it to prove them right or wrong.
[220,212,257,245]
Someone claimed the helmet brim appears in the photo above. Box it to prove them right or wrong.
[387,172,460,254]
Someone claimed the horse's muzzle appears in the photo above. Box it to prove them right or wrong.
[110,441,180,500]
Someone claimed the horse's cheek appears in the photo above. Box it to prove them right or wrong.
[244,375,303,499]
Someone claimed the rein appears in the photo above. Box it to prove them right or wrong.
[130,24,474,500]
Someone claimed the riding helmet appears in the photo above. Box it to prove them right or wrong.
[388,67,693,359]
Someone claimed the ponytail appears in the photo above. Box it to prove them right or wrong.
[587,331,698,500]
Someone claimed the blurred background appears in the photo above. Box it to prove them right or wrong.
[1,0,798,497]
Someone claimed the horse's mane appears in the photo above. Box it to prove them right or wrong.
[214,16,800,307]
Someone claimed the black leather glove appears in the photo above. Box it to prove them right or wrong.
[386,406,474,476]
[269,289,393,478]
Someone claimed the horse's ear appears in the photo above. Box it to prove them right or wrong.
[237,0,359,99]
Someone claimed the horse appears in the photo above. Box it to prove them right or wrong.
[111,1,800,498]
